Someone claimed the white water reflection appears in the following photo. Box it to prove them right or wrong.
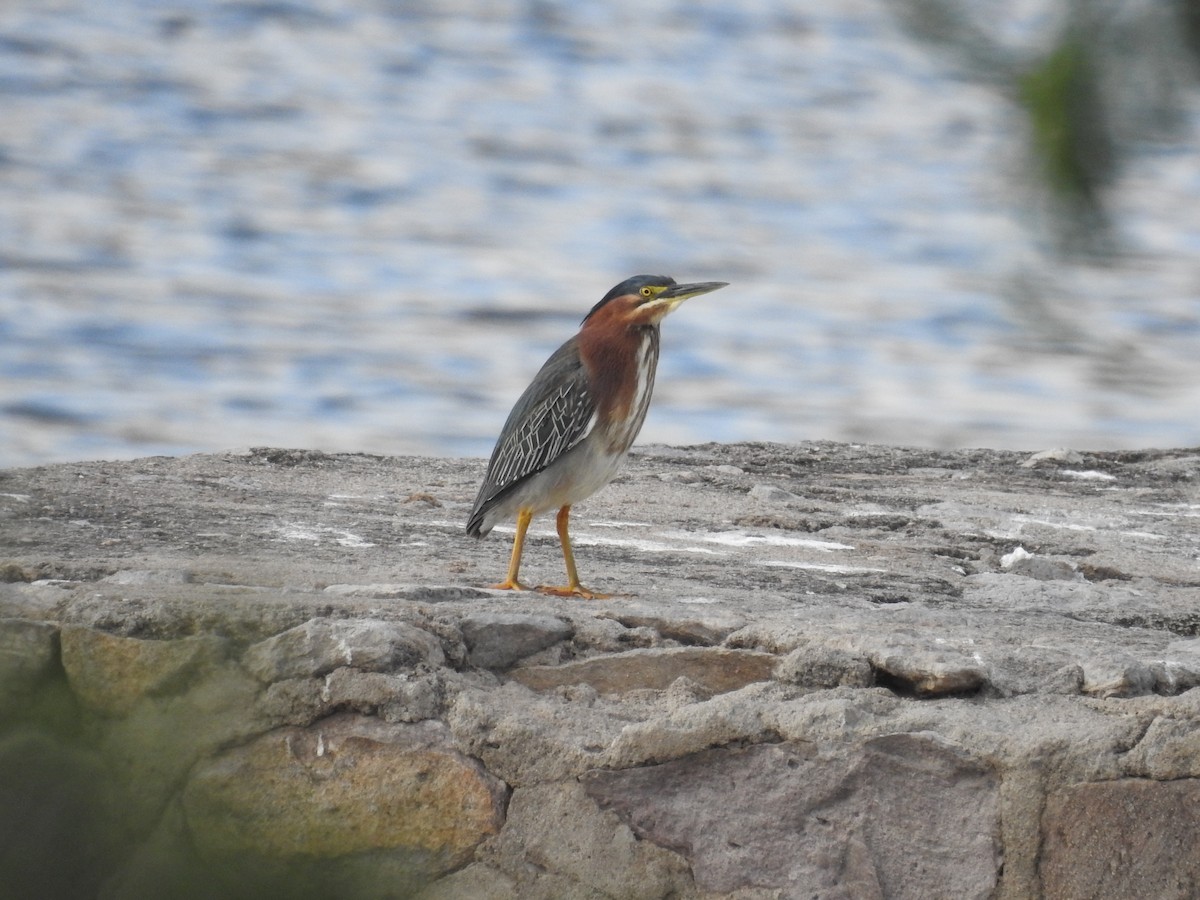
[1,0,1197,468]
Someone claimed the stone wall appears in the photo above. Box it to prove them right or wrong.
[2,443,1198,898]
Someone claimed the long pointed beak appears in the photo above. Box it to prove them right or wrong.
[659,281,729,302]
[651,280,729,317]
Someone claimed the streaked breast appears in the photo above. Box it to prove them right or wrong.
[603,328,660,454]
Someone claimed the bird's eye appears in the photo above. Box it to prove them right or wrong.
[640,287,654,298]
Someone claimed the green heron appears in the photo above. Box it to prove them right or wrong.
[466,275,728,598]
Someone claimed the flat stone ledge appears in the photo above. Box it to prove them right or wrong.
[1,442,1198,898]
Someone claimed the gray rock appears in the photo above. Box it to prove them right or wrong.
[983,648,1084,697]
[1081,655,1157,698]
[259,668,446,727]
[1022,448,1084,467]
[416,864,519,900]
[1148,657,1200,694]
[102,570,193,585]
[748,482,800,503]
[1122,715,1200,779]
[604,605,745,645]
[584,733,1001,898]
[323,583,493,603]
[484,782,694,899]
[1002,549,1081,582]
[4,442,1200,897]
[447,682,623,786]
[776,643,874,688]
[657,470,702,484]
[460,612,573,669]
[863,642,988,696]
[243,617,444,683]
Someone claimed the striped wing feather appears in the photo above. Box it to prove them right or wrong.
[467,337,595,533]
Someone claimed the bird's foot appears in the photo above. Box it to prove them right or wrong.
[535,583,611,600]
[488,578,532,592]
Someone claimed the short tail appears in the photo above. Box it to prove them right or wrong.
[466,502,489,537]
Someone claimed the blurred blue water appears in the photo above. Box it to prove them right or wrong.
[1,0,1198,469]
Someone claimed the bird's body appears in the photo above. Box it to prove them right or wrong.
[467,275,727,598]
[467,315,659,538]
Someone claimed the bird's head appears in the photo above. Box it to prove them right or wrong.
[582,275,728,328]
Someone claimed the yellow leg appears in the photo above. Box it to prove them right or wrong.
[537,505,610,600]
[489,507,533,591]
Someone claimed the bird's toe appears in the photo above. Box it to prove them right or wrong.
[535,583,611,600]
[488,579,532,592]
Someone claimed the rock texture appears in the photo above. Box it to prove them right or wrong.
[585,733,1001,898]
[183,715,506,867]
[1040,779,1200,900]
[1,441,1199,898]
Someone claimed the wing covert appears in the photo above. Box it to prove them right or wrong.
[470,337,596,522]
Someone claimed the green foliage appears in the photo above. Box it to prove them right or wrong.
[1017,36,1114,227]
[897,0,1200,256]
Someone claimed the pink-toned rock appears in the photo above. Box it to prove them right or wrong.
[509,646,776,695]
[585,732,1001,899]
[1041,779,1200,898]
